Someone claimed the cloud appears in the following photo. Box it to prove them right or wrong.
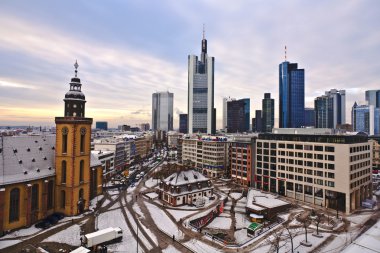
[0,1,380,129]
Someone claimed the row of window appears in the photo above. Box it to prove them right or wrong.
[350,168,371,180]
[350,153,370,162]
[61,127,87,154]
[350,145,370,153]
[61,160,85,184]
[350,160,371,171]
[9,181,54,223]
[350,176,371,189]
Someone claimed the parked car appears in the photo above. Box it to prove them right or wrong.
[35,219,51,229]
[46,215,59,225]
[51,212,65,220]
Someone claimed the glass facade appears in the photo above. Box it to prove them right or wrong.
[314,89,345,128]
[179,114,188,134]
[262,93,274,133]
[352,103,370,133]
[279,62,305,128]
[304,108,315,127]
[227,98,250,133]
[152,91,174,131]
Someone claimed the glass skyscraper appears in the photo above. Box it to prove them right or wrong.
[304,108,315,127]
[179,114,188,134]
[262,93,274,132]
[314,89,346,128]
[188,32,215,134]
[152,91,174,132]
[226,98,250,133]
[279,61,305,128]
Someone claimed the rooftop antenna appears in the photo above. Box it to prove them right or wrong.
[74,60,79,77]
[285,46,287,61]
[203,23,205,40]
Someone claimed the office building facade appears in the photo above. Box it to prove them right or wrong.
[262,93,275,133]
[255,133,372,214]
[227,98,250,133]
[179,114,188,134]
[314,89,345,129]
[96,121,108,130]
[188,33,215,134]
[352,102,380,136]
[304,108,315,127]
[252,110,262,132]
[152,91,174,132]
[279,61,305,128]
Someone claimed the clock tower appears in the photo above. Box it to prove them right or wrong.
[55,61,93,216]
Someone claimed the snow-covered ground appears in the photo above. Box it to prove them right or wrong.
[230,192,242,200]
[184,238,224,253]
[167,209,197,222]
[162,244,181,253]
[97,208,140,252]
[234,229,250,244]
[2,226,42,239]
[0,239,22,250]
[145,202,184,239]
[125,209,154,251]
[133,203,145,219]
[101,198,110,207]
[206,217,231,230]
[42,224,81,246]
[235,213,251,229]
[145,179,158,188]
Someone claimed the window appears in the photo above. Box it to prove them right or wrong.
[31,184,39,211]
[79,160,84,183]
[61,190,66,208]
[61,160,67,184]
[9,188,20,222]
[80,128,86,153]
[325,146,335,152]
[79,188,84,199]
[315,145,323,151]
[62,127,68,153]
[47,180,54,209]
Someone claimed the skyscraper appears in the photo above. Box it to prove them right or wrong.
[314,89,346,128]
[227,98,250,133]
[365,90,380,108]
[152,91,174,132]
[179,114,188,134]
[304,108,315,127]
[188,30,215,134]
[223,97,234,131]
[352,102,380,135]
[262,93,274,132]
[252,110,262,132]
[279,54,305,128]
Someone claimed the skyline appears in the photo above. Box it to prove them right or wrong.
[1,1,380,129]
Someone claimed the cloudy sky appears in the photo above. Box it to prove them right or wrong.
[1,0,379,129]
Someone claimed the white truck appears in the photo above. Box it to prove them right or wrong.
[82,227,122,248]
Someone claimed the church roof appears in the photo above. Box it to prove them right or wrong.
[0,135,56,186]
[163,169,208,186]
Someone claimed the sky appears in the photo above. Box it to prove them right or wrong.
[0,0,379,129]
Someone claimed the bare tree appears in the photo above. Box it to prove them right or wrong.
[299,214,312,243]
[283,223,295,253]
[314,212,323,236]
[266,230,285,253]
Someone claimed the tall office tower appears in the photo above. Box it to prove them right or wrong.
[188,30,215,134]
[352,102,380,135]
[314,89,346,129]
[96,121,108,130]
[253,110,263,132]
[279,50,305,128]
[152,91,174,132]
[227,98,250,133]
[179,114,188,134]
[223,97,234,131]
[304,108,315,127]
[365,90,380,108]
[262,93,274,132]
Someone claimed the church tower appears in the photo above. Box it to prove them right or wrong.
[55,61,93,216]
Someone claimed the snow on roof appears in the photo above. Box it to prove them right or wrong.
[342,219,380,253]
[0,135,56,186]
[69,246,90,253]
[163,170,209,185]
[90,152,102,167]
[246,189,289,210]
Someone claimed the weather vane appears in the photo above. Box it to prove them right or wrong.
[74,60,79,77]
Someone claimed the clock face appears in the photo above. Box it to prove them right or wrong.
[80,127,87,135]
[62,127,69,135]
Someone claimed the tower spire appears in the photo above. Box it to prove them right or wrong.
[203,23,205,40]
[285,45,287,61]
[74,60,79,77]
